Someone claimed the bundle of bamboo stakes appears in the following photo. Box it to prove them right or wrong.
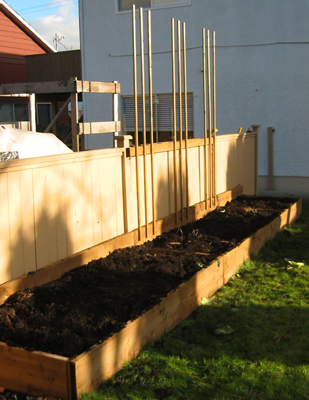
[131,5,217,241]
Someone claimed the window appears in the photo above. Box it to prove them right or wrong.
[122,93,194,143]
[36,103,52,131]
[0,103,29,123]
[118,0,191,12]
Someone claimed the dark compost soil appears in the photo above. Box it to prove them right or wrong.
[0,196,296,358]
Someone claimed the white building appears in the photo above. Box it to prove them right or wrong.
[79,0,309,197]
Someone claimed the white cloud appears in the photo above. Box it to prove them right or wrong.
[30,0,80,51]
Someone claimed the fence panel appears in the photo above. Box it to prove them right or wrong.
[0,132,257,285]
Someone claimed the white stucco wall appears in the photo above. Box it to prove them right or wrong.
[79,0,309,181]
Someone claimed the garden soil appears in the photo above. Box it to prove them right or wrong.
[0,196,296,359]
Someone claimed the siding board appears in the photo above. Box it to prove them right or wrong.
[20,169,36,274]
[0,9,51,57]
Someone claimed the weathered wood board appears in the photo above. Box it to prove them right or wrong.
[0,191,302,399]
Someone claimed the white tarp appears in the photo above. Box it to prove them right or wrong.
[0,125,73,159]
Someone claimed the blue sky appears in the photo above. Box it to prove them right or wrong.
[5,0,80,50]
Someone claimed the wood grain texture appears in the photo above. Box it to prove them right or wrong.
[0,342,70,399]
[79,121,121,134]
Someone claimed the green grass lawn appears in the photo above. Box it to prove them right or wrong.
[82,203,309,400]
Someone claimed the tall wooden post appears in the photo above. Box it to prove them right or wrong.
[29,93,36,132]
[70,91,79,152]
[148,10,156,235]
[140,8,149,238]
[267,126,274,191]
[113,80,119,148]
[183,22,189,219]
[178,20,183,222]
[207,30,212,206]
[172,18,178,224]
[213,31,217,206]
[251,124,260,195]
[132,5,142,240]
[202,28,208,209]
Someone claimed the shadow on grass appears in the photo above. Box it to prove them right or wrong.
[90,302,309,400]
[84,205,309,400]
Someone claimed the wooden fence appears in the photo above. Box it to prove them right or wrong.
[0,129,258,285]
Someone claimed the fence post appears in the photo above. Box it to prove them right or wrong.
[70,91,79,152]
[267,126,274,191]
[251,124,260,195]
[113,80,119,147]
[29,93,36,132]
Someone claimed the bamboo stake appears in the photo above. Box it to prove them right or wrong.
[213,31,217,206]
[183,22,189,219]
[207,29,213,207]
[171,18,178,224]
[202,28,208,209]
[140,8,149,238]
[132,5,142,240]
[148,10,156,235]
[177,20,183,222]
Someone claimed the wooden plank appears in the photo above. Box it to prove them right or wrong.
[187,146,200,206]
[63,162,78,256]
[82,161,94,250]
[267,127,274,191]
[7,171,24,279]
[114,156,125,236]
[0,173,12,284]
[71,92,79,152]
[76,81,120,94]
[0,343,70,400]
[153,152,169,220]
[0,80,77,95]
[121,154,129,233]
[216,185,243,206]
[168,150,175,216]
[74,162,86,251]
[20,169,36,274]
[91,159,103,245]
[0,80,120,96]
[244,136,257,195]
[198,146,204,203]
[100,157,117,241]
[126,138,207,157]
[33,167,58,270]
[53,165,68,261]
[79,121,121,135]
[216,139,227,195]
[0,148,124,175]
[125,155,138,233]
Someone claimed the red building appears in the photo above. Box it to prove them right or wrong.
[0,0,54,123]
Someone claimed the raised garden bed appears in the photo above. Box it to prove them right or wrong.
[0,187,302,399]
